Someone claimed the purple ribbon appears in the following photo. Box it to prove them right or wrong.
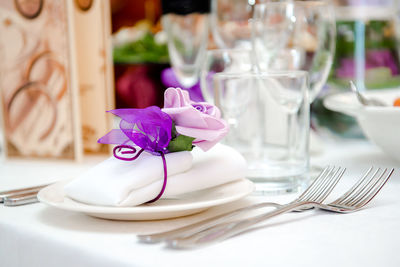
[146,152,168,203]
[113,145,145,161]
[113,144,168,203]
[99,106,174,204]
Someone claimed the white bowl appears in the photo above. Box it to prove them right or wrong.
[324,89,400,162]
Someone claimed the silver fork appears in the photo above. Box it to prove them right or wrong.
[168,167,394,249]
[138,166,345,244]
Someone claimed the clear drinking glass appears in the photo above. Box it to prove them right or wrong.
[252,1,336,101]
[162,13,209,88]
[214,71,310,193]
[200,49,254,103]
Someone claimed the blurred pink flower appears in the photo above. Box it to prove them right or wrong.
[116,66,159,108]
[336,49,399,78]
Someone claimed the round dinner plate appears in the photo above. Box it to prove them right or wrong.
[38,179,254,220]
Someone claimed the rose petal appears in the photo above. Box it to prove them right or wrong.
[163,106,209,129]
[162,87,228,151]
[164,87,191,108]
[192,140,218,151]
[202,116,227,130]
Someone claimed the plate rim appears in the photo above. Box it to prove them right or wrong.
[323,90,400,116]
[37,179,254,216]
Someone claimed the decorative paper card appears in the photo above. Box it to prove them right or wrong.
[0,0,82,160]
[72,0,115,154]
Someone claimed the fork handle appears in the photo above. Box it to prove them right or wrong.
[169,201,318,249]
[137,202,282,243]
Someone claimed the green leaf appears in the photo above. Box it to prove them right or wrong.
[170,122,177,139]
[167,135,195,153]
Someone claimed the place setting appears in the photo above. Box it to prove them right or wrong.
[2,0,398,228]
[1,0,400,264]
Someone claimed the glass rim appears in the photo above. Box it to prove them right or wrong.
[213,70,309,79]
[205,48,253,54]
[254,1,330,8]
[253,1,333,17]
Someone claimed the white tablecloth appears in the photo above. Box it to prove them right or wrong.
[1,139,400,267]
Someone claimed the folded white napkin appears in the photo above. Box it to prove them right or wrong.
[64,144,247,207]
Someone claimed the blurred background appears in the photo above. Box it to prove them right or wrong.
[111,0,211,109]
[1,0,400,160]
[111,0,167,109]
[111,0,400,136]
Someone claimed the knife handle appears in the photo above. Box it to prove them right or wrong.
[3,191,39,206]
[0,184,48,203]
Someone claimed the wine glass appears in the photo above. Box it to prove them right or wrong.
[210,0,254,49]
[210,0,287,49]
[252,1,336,102]
[203,0,290,104]
[199,49,254,103]
[162,13,209,88]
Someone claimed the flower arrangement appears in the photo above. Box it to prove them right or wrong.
[97,88,228,202]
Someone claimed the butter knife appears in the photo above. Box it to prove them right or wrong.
[3,191,39,206]
[0,184,48,203]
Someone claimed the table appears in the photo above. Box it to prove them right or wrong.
[1,139,400,267]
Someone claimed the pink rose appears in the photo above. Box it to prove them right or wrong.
[162,88,229,151]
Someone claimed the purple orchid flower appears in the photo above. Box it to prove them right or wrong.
[98,106,173,155]
[98,106,172,203]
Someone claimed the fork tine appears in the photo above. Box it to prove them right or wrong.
[313,167,346,202]
[296,166,330,201]
[339,167,382,206]
[303,167,342,202]
[344,168,386,206]
[332,166,374,205]
[297,166,334,202]
[351,168,394,208]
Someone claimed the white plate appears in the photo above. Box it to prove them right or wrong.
[38,179,254,220]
